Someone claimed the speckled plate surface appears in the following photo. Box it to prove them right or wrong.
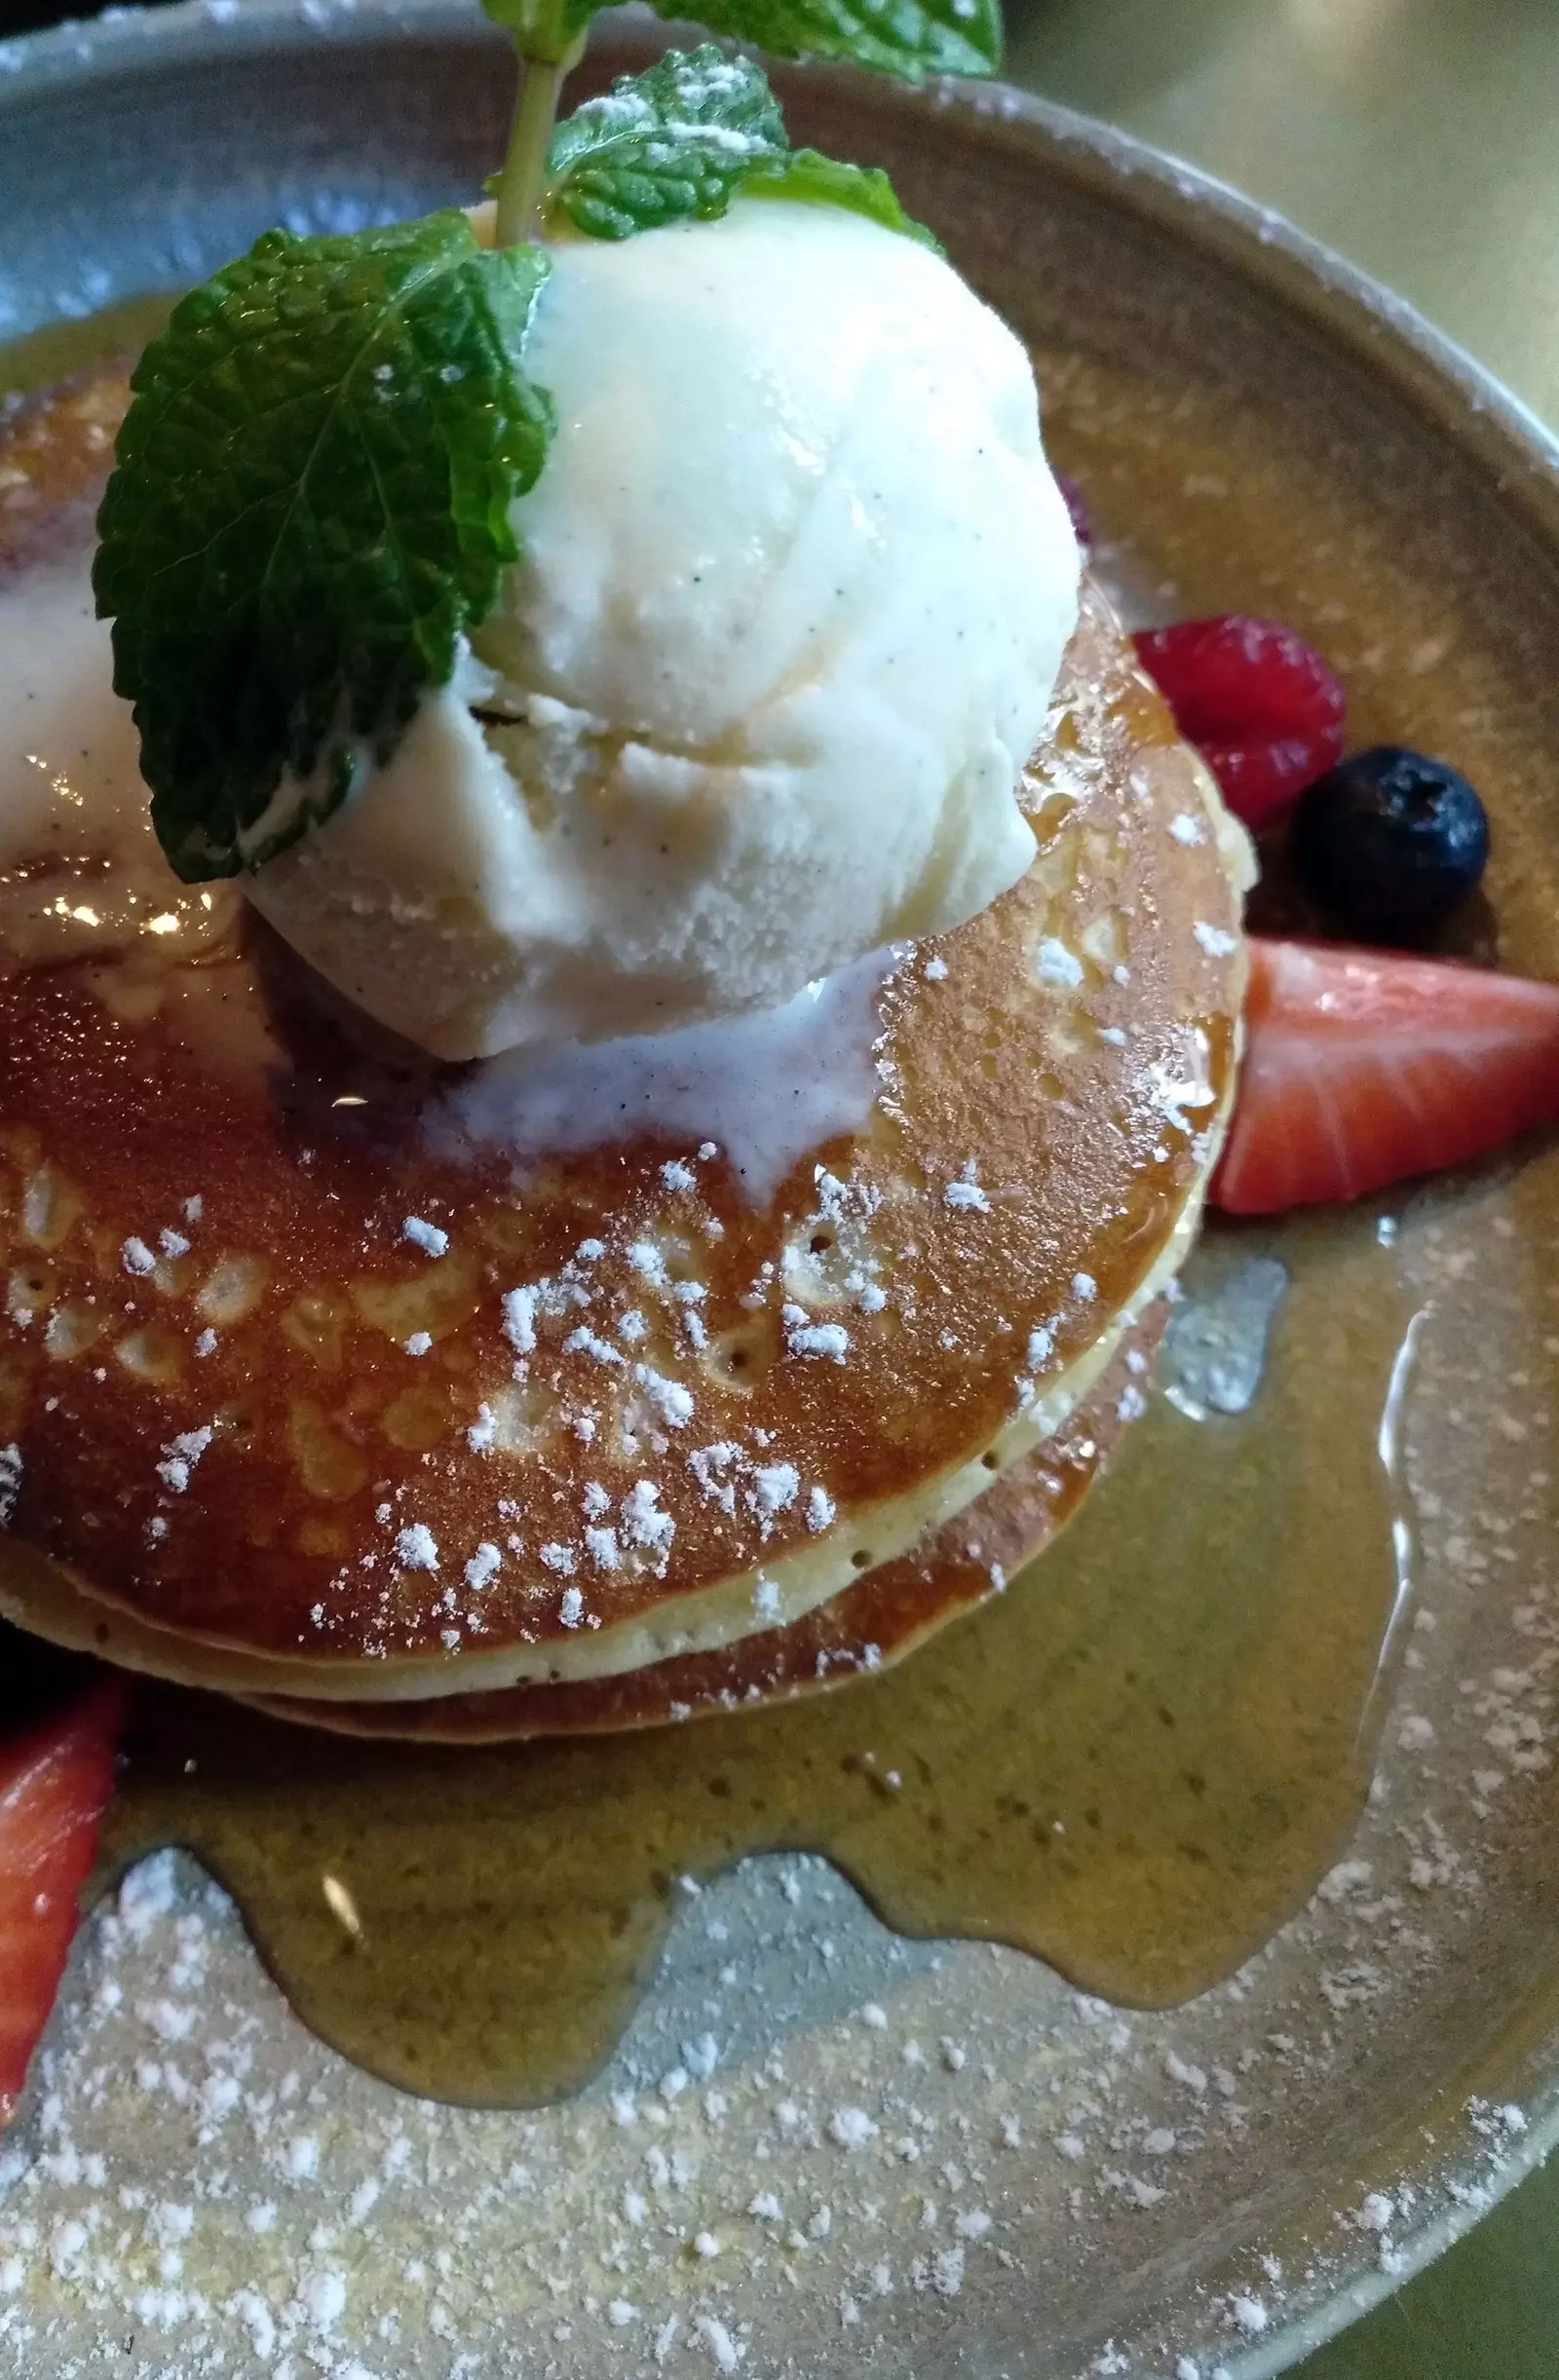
[4,6,1559,2375]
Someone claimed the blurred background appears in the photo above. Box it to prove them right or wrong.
[1004,0,1559,429]
[3,0,1559,2370]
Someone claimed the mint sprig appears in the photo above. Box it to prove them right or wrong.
[482,0,999,241]
[95,214,553,882]
[538,49,936,246]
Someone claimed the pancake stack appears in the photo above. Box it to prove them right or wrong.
[0,370,1252,1740]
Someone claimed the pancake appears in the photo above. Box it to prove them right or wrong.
[246,1313,1160,1740]
[0,368,1252,1705]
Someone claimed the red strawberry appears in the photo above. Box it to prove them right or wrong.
[1213,938,1559,1214]
[0,1677,126,2124]
[1132,615,1346,831]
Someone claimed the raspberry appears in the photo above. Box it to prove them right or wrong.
[1131,615,1346,830]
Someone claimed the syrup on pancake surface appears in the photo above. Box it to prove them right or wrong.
[0,369,1248,1698]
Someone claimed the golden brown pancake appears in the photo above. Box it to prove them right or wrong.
[0,370,1251,1704]
[247,1315,1158,1739]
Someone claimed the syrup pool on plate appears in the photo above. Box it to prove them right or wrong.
[84,1209,1418,2106]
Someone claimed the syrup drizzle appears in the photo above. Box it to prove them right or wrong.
[95,1212,1414,2107]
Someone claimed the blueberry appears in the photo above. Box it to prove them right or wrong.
[1290,744,1490,941]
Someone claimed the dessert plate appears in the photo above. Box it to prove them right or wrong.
[4,5,1559,2375]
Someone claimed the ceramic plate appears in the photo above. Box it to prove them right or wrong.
[4,6,1559,2375]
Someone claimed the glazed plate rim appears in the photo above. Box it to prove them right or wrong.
[5,4,1559,2371]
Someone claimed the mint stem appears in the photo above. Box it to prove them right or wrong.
[495,46,578,245]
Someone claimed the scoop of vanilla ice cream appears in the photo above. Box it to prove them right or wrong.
[247,198,1081,1061]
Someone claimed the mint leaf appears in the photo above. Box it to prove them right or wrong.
[741,147,940,249]
[648,0,1001,83]
[94,213,553,883]
[544,47,786,239]
[539,49,933,247]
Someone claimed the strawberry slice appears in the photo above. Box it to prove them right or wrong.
[1132,615,1346,831]
[1214,938,1559,1214]
[0,1677,126,2124]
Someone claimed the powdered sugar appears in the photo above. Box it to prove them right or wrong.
[782,1307,850,1364]
[393,1524,438,1573]
[154,1425,213,1495]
